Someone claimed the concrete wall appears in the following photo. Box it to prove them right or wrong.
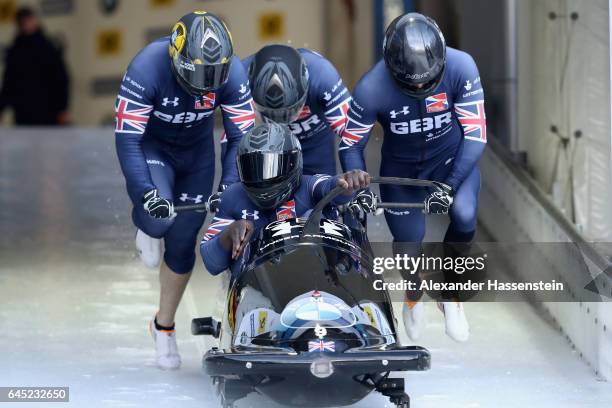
[515,0,611,241]
[439,0,611,242]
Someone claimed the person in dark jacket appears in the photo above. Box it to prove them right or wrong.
[0,7,70,125]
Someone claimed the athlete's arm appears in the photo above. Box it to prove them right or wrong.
[338,78,376,172]
[309,171,370,206]
[199,200,236,275]
[114,66,156,203]
[315,57,351,137]
[219,56,256,186]
[445,53,487,191]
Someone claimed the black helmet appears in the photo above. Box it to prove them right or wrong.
[237,123,303,209]
[169,11,234,95]
[383,13,446,99]
[248,44,309,124]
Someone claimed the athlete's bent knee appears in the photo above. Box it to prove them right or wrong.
[164,236,197,274]
[164,251,195,275]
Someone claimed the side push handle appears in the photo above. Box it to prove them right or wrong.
[303,176,439,235]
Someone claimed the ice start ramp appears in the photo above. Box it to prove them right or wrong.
[0,128,610,407]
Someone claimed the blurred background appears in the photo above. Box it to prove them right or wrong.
[1,1,612,403]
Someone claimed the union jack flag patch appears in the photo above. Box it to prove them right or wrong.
[202,217,234,241]
[195,92,216,110]
[455,100,487,142]
[296,105,312,121]
[276,200,296,221]
[325,98,351,136]
[221,99,256,133]
[339,117,374,149]
[308,340,335,352]
[115,95,153,134]
[425,93,449,113]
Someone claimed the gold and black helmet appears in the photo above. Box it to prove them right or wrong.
[169,11,234,95]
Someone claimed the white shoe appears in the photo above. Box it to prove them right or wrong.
[149,318,181,370]
[136,229,161,268]
[438,302,469,342]
[402,300,426,341]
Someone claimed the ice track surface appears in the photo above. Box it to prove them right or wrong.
[1,129,611,408]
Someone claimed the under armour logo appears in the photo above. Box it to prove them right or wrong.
[323,91,332,101]
[239,83,248,94]
[241,209,260,220]
[389,106,410,119]
[162,97,179,107]
[179,193,203,204]
[464,80,472,91]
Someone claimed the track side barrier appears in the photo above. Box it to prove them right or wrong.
[479,139,612,381]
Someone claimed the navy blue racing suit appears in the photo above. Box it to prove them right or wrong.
[115,37,255,273]
[200,175,350,275]
[242,49,350,175]
[339,47,486,243]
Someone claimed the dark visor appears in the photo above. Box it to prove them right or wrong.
[173,54,231,93]
[238,151,300,185]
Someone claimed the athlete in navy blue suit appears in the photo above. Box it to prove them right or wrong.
[339,19,486,245]
[243,45,350,176]
[340,13,486,343]
[116,21,255,274]
[114,12,255,369]
[200,123,370,275]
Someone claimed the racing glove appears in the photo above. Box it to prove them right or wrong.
[424,182,454,215]
[143,189,175,219]
[348,189,380,215]
[206,184,228,213]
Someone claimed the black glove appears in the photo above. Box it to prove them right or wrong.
[206,184,228,213]
[424,182,454,214]
[142,189,175,219]
[348,189,379,214]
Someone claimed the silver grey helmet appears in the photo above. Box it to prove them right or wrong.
[248,45,309,123]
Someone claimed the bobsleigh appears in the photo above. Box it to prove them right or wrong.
[191,178,433,408]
